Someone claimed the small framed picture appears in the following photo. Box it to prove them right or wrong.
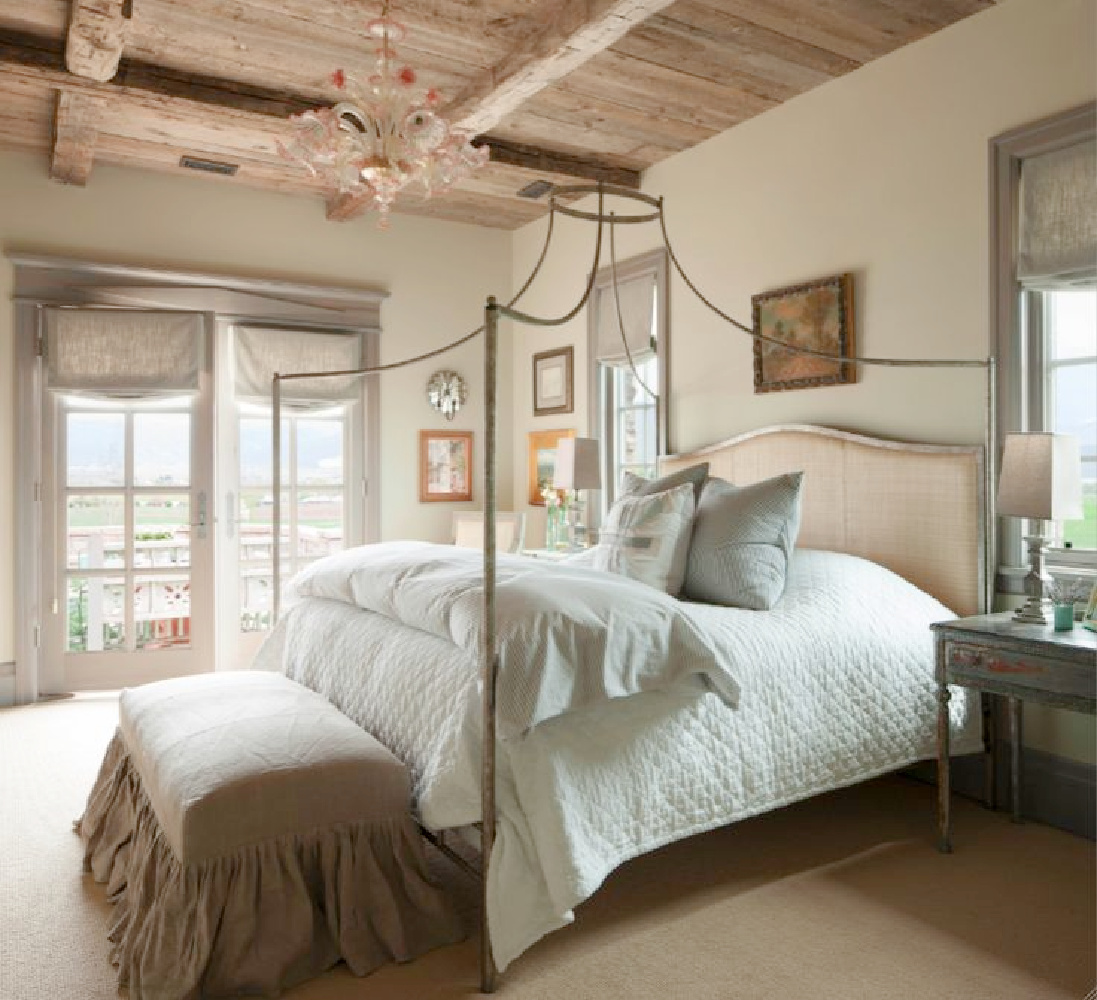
[1083,581,1097,633]
[527,428,575,505]
[533,346,574,416]
[419,430,473,503]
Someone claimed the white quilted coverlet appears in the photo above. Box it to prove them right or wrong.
[254,547,981,971]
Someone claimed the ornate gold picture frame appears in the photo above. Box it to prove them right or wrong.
[752,273,856,393]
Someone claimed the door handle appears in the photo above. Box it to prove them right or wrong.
[191,491,208,540]
[225,491,236,540]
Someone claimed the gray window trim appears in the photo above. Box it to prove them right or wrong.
[989,103,1097,589]
[586,248,669,523]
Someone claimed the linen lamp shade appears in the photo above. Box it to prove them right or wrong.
[553,438,602,491]
[997,433,1084,521]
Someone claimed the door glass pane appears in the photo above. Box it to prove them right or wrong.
[239,416,288,485]
[240,572,274,632]
[297,493,344,561]
[67,495,125,569]
[134,412,191,487]
[67,412,124,487]
[134,574,191,649]
[134,494,191,568]
[67,576,125,652]
[297,418,343,484]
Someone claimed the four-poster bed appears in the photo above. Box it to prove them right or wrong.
[267,184,997,991]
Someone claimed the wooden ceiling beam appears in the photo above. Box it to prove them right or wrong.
[1,29,634,224]
[325,136,640,222]
[447,0,678,135]
[1,27,319,117]
[50,87,100,184]
[65,0,128,82]
[474,137,640,189]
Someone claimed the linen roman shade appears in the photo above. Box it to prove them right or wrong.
[44,308,204,395]
[594,272,656,367]
[1017,138,1097,289]
[233,326,363,405]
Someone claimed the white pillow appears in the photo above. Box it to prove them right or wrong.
[591,481,696,594]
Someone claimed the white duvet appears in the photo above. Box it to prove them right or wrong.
[279,541,739,736]
[254,544,982,971]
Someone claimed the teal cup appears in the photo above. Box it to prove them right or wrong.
[1053,603,1075,631]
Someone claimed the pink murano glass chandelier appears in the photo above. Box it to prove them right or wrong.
[279,0,489,227]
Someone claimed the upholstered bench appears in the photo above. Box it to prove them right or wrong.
[77,672,462,1000]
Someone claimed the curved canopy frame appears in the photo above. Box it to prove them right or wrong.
[270,183,995,992]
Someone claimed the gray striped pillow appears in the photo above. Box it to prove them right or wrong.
[592,482,697,594]
[683,472,804,609]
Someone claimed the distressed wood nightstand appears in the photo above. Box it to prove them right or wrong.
[932,613,1096,852]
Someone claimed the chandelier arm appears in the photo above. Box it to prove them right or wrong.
[609,213,658,399]
[659,209,990,369]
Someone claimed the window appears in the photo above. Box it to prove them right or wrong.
[1033,289,1096,550]
[588,249,669,514]
[991,104,1096,584]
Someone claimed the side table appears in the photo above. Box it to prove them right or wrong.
[932,613,1096,853]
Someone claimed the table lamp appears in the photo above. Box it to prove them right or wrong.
[553,437,601,550]
[997,432,1084,624]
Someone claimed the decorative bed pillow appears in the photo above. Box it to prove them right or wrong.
[620,462,709,505]
[683,472,804,610]
[592,481,696,594]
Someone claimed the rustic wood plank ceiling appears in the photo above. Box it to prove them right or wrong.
[0,0,995,229]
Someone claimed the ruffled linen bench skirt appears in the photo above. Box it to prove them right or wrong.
[75,671,463,1000]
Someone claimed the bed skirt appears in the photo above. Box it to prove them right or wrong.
[76,732,464,1000]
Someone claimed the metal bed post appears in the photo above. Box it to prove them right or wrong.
[480,298,500,993]
[272,372,282,624]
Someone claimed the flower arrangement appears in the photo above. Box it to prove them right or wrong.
[1048,576,1089,607]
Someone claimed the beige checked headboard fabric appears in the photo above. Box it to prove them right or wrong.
[661,425,987,617]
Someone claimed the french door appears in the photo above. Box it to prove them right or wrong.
[35,314,366,691]
[42,390,215,690]
[217,401,359,669]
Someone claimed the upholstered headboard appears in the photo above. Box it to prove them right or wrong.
[661,425,986,617]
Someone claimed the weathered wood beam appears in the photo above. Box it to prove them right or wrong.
[2,30,622,225]
[325,137,640,222]
[447,0,677,135]
[66,0,128,82]
[1,28,319,117]
[50,87,100,184]
[473,137,640,189]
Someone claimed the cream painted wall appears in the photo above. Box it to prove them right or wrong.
[0,150,513,671]
[510,0,1096,763]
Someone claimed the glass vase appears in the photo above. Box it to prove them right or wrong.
[545,502,558,551]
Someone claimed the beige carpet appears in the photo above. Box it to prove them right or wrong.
[1,694,1093,1000]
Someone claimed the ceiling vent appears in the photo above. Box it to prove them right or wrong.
[517,179,554,199]
[180,156,239,176]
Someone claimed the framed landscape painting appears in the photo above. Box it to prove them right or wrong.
[419,430,473,502]
[527,428,575,505]
[752,273,856,393]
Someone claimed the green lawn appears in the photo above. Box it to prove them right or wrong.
[1062,494,1097,550]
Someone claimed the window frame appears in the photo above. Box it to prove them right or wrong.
[989,103,1097,588]
[586,248,670,522]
